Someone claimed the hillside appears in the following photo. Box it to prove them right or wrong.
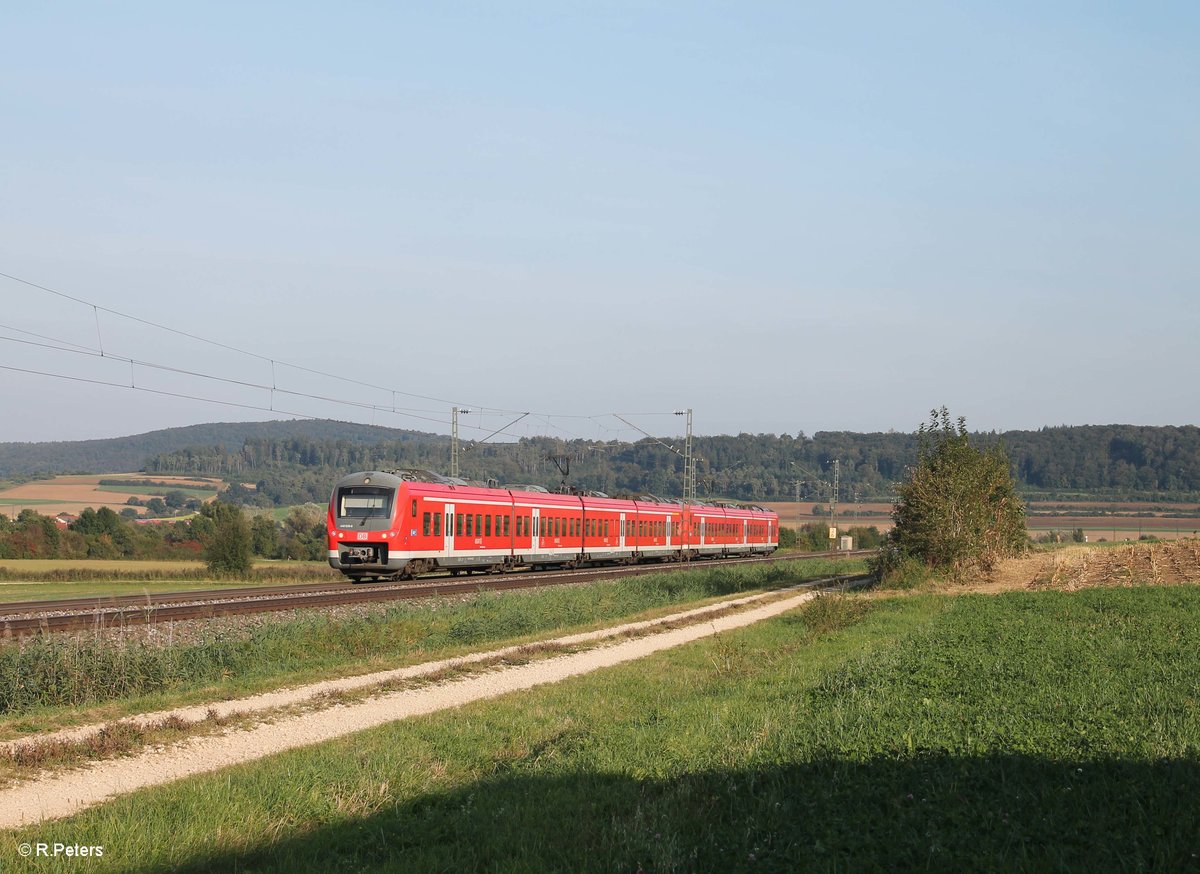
[0,420,438,477]
[4,420,1199,505]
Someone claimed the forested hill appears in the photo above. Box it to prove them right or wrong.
[0,420,435,477]
[5,421,1199,504]
[148,423,1200,505]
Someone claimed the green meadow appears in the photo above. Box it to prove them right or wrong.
[5,583,1200,871]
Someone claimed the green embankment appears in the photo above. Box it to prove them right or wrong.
[0,559,855,733]
[5,584,1200,870]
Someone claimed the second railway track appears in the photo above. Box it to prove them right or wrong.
[0,550,871,639]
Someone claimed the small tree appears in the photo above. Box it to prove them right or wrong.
[202,501,253,573]
[250,514,281,558]
[877,408,1025,579]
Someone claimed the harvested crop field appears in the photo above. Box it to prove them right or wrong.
[940,540,1200,595]
[0,474,221,519]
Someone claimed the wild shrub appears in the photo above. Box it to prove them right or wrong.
[874,408,1026,579]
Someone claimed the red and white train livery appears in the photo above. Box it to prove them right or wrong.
[327,469,779,581]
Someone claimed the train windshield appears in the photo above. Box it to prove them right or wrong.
[337,487,394,520]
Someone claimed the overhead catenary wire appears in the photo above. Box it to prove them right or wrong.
[0,270,701,443]
[0,269,510,416]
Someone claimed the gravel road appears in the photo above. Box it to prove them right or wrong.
[0,587,818,828]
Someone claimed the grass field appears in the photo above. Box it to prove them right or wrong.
[4,584,1199,870]
[95,485,217,499]
[0,560,338,600]
[0,558,858,735]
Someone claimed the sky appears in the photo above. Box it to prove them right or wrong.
[1,2,1197,446]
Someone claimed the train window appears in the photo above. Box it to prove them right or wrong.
[411,500,417,518]
[456,513,462,536]
[485,515,492,537]
[476,514,482,536]
[337,488,392,520]
[422,512,431,537]
[603,519,609,537]
[504,516,510,536]
[435,513,441,536]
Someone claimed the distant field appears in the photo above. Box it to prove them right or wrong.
[0,474,224,519]
[0,558,338,600]
[95,485,218,499]
[0,559,206,573]
[763,499,1200,543]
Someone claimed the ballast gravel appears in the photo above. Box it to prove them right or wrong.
[0,586,819,828]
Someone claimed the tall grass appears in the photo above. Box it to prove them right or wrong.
[9,587,1198,870]
[0,558,853,719]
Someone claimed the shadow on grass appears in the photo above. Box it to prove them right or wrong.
[172,752,1200,873]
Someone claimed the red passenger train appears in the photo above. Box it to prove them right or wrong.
[327,469,779,581]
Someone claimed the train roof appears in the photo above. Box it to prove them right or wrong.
[332,471,775,516]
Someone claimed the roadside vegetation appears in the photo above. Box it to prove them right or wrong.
[5,585,1199,871]
[873,408,1026,585]
[0,557,857,731]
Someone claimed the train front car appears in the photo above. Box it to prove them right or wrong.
[327,471,406,581]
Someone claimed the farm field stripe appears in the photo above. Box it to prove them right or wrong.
[0,586,823,828]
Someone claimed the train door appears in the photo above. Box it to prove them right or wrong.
[743,519,748,545]
[444,503,454,555]
[619,512,626,549]
[532,508,540,552]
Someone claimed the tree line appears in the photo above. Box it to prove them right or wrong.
[0,504,329,563]
[141,423,1200,505]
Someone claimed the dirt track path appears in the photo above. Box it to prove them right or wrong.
[0,587,819,829]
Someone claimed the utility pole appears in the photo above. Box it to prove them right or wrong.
[829,459,839,549]
[451,407,470,478]
[675,409,695,502]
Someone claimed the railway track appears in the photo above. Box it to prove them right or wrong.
[0,550,872,639]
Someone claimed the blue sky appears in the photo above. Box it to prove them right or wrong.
[2,2,1197,444]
